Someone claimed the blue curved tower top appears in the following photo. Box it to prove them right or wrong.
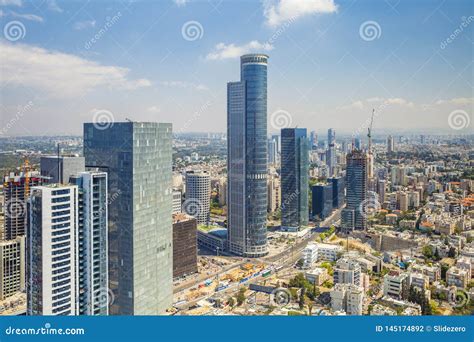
[227,54,268,257]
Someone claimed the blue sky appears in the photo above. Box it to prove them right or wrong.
[0,0,472,137]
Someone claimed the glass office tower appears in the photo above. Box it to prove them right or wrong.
[227,54,268,257]
[83,122,172,315]
[341,149,368,233]
[281,128,309,231]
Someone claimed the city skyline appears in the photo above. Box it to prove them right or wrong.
[0,0,472,137]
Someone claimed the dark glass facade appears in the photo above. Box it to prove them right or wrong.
[328,177,345,209]
[281,128,309,230]
[312,184,333,220]
[227,54,268,257]
[341,149,368,232]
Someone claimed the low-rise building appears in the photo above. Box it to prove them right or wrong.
[330,284,364,315]
[383,271,409,300]
[446,266,469,288]
[305,267,330,286]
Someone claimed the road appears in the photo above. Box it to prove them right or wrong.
[173,208,342,308]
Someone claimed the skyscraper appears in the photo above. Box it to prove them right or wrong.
[328,177,345,209]
[281,128,309,231]
[84,122,173,315]
[387,135,394,154]
[184,170,211,225]
[341,149,368,232]
[69,171,109,315]
[27,184,80,315]
[310,130,317,149]
[312,184,333,220]
[227,54,268,257]
[268,138,277,164]
[326,128,336,174]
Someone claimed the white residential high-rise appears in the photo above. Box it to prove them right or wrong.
[27,184,79,315]
[70,171,109,315]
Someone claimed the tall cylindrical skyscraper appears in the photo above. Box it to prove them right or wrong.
[184,170,211,225]
[227,54,268,257]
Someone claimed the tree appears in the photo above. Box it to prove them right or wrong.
[298,288,306,309]
[422,245,433,259]
[296,258,304,269]
[434,248,440,261]
[228,297,235,308]
[448,247,457,258]
[236,288,246,306]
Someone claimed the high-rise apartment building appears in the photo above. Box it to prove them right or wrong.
[69,172,108,315]
[27,184,79,315]
[341,149,368,232]
[184,170,211,225]
[0,236,25,300]
[281,128,309,231]
[84,122,173,315]
[227,54,268,257]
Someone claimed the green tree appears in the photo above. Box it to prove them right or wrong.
[236,287,246,306]
[228,297,235,308]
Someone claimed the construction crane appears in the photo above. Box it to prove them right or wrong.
[367,109,375,154]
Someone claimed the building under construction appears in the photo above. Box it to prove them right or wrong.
[2,171,46,240]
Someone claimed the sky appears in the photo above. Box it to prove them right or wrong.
[0,0,472,137]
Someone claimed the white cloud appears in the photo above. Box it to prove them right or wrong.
[74,20,96,30]
[46,0,63,13]
[160,81,208,91]
[435,97,474,106]
[173,0,187,6]
[263,0,338,27]
[0,42,151,98]
[9,10,43,22]
[0,0,22,6]
[206,40,274,60]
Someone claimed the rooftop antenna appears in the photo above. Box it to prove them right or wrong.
[125,118,133,122]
